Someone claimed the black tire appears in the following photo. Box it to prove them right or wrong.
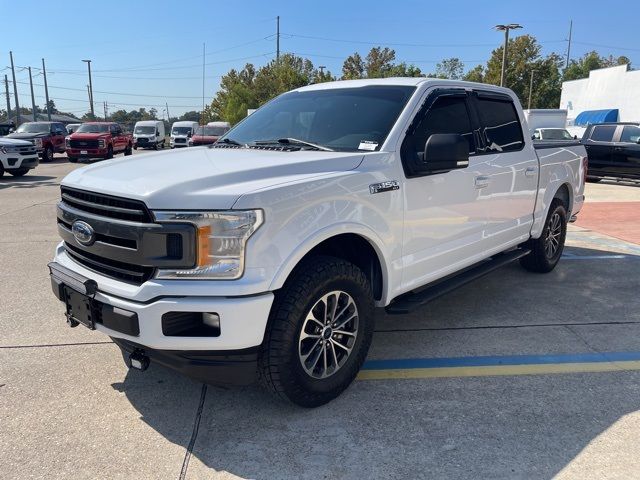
[68,157,78,163]
[586,176,602,183]
[520,199,567,273]
[9,167,29,177]
[124,143,132,156]
[41,145,53,162]
[106,146,113,159]
[153,142,158,150]
[160,140,165,149]
[0,164,4,178]
[259,255,374,408]
[133,145,137,150]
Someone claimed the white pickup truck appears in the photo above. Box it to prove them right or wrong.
[49,78,586,407]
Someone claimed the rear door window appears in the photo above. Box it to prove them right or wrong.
[590,125,616,142]
[619,125,640,143]
[475,96,524,152]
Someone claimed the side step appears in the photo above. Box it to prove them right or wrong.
[385,248,530,315]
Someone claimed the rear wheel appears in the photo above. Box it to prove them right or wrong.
[520,199,567,273]
[0,164,4,177]
[68,157,78,163]
[259,256,374,407]
[9,167,29,177]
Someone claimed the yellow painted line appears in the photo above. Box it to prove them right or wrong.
[357,360,640,381]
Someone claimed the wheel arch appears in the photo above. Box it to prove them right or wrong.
[268,228,391,305]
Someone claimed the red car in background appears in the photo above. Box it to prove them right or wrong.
[189,123,230,146]
[66,122,133,163]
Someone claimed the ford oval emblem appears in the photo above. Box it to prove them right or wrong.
[71,220,95,246]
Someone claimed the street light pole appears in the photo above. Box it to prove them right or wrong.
[528,70,536,110]
[495,24,522,87]
[82,59,94,118]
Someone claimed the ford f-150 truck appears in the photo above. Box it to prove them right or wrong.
[48,78,586,407]
[65,122,133,163]
[7,121,67,162]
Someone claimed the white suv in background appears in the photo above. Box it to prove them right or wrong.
[0,138,39,177]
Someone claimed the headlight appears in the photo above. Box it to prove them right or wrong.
[98,139,106,148]
[34,138,43,147]
[65,138,71,147]
[153,210,263,279]
[0,146,6,154]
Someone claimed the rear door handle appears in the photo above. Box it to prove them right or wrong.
[525,167,538,177]
[475,175,490,189]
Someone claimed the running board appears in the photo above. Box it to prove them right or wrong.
[385,249,530,315]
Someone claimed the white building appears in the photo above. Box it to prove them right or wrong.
[560,64,640,125]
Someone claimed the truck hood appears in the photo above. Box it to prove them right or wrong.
[0,137,35,146]
[70,133,111,140]
[7,132,48,140]
[62,146,365,210]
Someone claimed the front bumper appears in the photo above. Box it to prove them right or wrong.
[4,154,39,170]
[170,138,189,147]
[66,147,109,158]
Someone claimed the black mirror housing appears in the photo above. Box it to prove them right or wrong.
[414,133,469,175]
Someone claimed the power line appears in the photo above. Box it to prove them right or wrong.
[288,51,484,64]
[11,80,205,98]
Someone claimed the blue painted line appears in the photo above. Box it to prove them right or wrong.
[362,351,640,371]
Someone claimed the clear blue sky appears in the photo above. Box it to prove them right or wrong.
[2,0,637,118]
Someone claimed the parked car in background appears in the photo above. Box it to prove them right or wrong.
[7,121,66,161]
[532,128,576,141]
[170,121,198,148]
[66,123,82,135]
[581,122,640,182]
[0,137,39,177]
[65,122,133,163]
[524,109,568,134]
[189,122,230,146]
[49,78,586,407]
[133,120,165,150]
[0,122,16,136]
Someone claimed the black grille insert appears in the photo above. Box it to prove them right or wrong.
[65,242,155,284]
[61,186,152,223]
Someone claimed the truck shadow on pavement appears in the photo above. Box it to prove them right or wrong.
[110,246,640,479]
[0,175,58,189]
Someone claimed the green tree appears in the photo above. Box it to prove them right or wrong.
[342,52,365,79]
[463,65,485,83]
[342,47,421,79]
[563,51,632,81]
[434,58,465,79]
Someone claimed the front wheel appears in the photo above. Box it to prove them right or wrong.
[41,145,53,162]
[105,146,113,159]
[124,143,132,156]
[68,157,78,163]
[9,167,29,177]
[259,256,374,407]
[520,199,567,273]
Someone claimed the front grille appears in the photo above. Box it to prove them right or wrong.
[70,139,100,149]
[137,137,149,144]
[61,186,152,223]
[175,138,187,143]
[65,242,154,284]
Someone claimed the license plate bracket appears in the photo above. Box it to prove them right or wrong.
[63,287,96,330]
[80,150,88,155]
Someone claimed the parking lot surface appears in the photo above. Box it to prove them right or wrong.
[1,153,640,479]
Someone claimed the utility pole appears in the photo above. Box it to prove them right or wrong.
[528,70,536,110]
[42,58,51,121]
[495,24,522,87]
[566,20,573,68]
[276,16,280,62]
[103,101,108,120]
[28,67,37,121]
[82,59,94,118]
[201,43,205,124]
[9,51,20,125]
[166,101,170,121]
[4,75,10,122]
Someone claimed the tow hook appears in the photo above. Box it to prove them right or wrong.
[128,349,150,371]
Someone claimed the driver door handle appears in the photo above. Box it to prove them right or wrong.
[475,175,490,189]
[525,166,538,177]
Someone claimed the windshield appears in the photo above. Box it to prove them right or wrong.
[135,126,156,134]
[541,129,573,140]
[172,127,192,135]
[76,124,109,133]
[221,85,416,151]
[195,126,227,136]
[16,123,50,134]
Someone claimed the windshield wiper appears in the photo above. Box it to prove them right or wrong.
[253,138,334,151]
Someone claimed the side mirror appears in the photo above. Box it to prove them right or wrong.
[188,132,192,137]
[416,133,469,174]
[574,135,578,140]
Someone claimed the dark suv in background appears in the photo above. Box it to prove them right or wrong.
[581,122,640,182]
